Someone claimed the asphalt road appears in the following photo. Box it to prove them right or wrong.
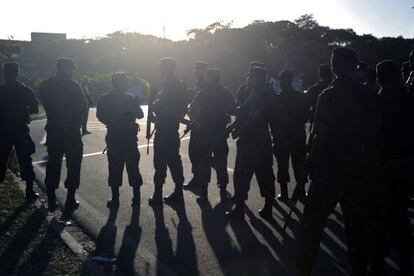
[28,107,410,276]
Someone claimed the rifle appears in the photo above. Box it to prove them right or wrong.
[146,85,157,155]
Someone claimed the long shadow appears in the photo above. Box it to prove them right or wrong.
[151,205,176,275]
[15,225,58,275]
[95,205,118,274]
[0,209,45,274]
[117,206,142,275]
[229,215,279,275]
[0,202,30,237]
[199,201,241,275]
[170,203,199,276]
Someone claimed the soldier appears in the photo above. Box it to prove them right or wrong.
[272,70,308,202]
[188,68,235,202]
[297,48,378,276]
[235,61,266,108]
[184,61,207,190]
[96,73,144,207]
[307,64,333,125]
[80,76,93,135]
[148,57,187,205]
[367,60,413,276]
[0,62,39,200]
[225,67,276,220]
[39,57,87,211]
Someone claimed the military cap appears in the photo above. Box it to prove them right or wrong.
[57,57,76,70]
[377,60,400,85]
[194,61,207,70]
[246,66,266,80]
[206,68,221,79]
[3,62,19,75]
[249,61,265,68]
[159,57,176,69]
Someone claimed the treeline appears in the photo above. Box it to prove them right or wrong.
[2,14,414,92]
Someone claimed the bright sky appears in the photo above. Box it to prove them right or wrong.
[0,0,413,41]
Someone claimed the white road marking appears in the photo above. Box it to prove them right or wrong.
[32,136,191,165]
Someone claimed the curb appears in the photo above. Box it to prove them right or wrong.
[9,171,108,276]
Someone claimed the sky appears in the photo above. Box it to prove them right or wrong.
[0,0,413,41]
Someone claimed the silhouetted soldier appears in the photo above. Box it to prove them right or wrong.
[367,60,413,276]
[307,64,332,125]
[0,62,39,200]
[184,61,207,190]
[235,61,266,107]
[96,73,144,207]
[225,67,275,220]
[188,69,235,202]
[148,57,187,205]
[39,57,87,211]
[363,67,380,93]
[80,76,93,135]
[297,48,378,276]
[272,70,308,202]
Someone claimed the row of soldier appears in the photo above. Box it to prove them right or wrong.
[0,47,413,276]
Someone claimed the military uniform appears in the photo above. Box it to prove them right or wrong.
[307,80,331,124]
[39,75,87,199]
[151,76,187,200]
[189,81,235,198]
[368,84,413,275]
[297,77,378,276]
[0,80,37,184]
[97,91,144,191]
[272,87,309,199]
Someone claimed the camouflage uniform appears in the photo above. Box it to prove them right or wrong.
[39,76,87,191]
[233,86,275,203]
[189,83,235,192]
[97,91,143,189]
[152,77,187,191]
[297,78,378,276]
[272,87,309,193]
[0,81,37,183]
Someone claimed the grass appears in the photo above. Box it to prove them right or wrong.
[0,172,89,276]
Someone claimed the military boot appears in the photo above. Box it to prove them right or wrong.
[65,188,80,210]
[132,186,140,207]
[47,189,58,212]
[258,197,273,220]
[196,183,208,204]
[148,183,163,206]
[183,177,199,190]
[277,182,289,202]
[107,186,120,207]
[25,180,39,201]
[225,201,245,220]
[219,184,231,201]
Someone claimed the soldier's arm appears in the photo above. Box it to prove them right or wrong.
[25,86,39,115]
[38,81,49,112]
[73,82,88,117]
[96,96,109,125]
[133,97,144,119]
[310,93,330,156]
[225,88,237,116]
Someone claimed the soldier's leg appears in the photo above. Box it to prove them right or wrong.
[255,147,275,219]
[124,142,143,206]
[81,106,90,135]
[150,134,168,204]
[297,178,340,276]
[275,141,290,201]
[226,142,256,219]
[14,132,37,199]
[186,128,200,188]
[0,139,12,183]
[45,140,64,211]
[164,135,184,203]
[106,142,124,206]
[213,138,230,194]
[196,133,215,202]
[64,136,83,210]
[291,137,307,202]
